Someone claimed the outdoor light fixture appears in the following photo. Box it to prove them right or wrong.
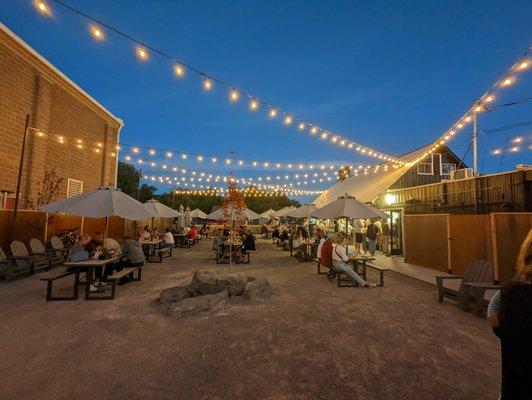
[283,115,293,125]
[269,108,278,118]
[174,64,185,77]
[90,25,104,40]
[229,90,239,102]
[249,99,259,111]
[385,193,397,205]
[202,78,213,91]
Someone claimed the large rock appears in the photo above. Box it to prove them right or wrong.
[191,270,247,296]
[168,290,228,316]
[190,270,219,295]
[216,273,247,296]
[159,286,191,304]
[244,277,273,301]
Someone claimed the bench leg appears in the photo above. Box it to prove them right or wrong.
[380,270,384,287]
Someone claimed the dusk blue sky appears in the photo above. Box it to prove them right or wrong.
[1,0,531,201]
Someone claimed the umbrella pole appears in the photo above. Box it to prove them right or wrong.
[104,217,109,240]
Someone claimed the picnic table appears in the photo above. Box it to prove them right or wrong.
[349,256,388,286]
[141,239,162,262]
[172,233,189,248]
[63,257,121,300]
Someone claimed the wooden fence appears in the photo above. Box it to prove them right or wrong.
[404,212,532,283]
[0,210,173,248]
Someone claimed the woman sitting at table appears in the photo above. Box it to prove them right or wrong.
[241,230,256,255]
[118,236,146,285]
[332,234,375,288]
[161,228,175,248]
[188,225,198,241]
[139,226,151,243]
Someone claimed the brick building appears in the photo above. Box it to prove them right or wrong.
[0,22,123,209]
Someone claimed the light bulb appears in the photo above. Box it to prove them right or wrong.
[203,78,213,91]
[174,64,185,77]
[269,108,278,118]
[229,90,240,102]
[249,99,259,111]
[284,115,293,125]
[90,25,104,40]
[136,47,148,60]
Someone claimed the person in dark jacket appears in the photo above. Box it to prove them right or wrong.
[488,229,532,399]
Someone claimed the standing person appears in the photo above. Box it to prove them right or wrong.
[332,235,374,287]
[374,218,382,251]
[366,220,379,255]
[353,218,365,254]
[381,219,391,256]
[488,230,532,400]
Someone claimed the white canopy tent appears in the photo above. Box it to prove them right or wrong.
[313,144,432,207]
[286,203,318,218]
[184,206,191,227]
[259,208,276,219]
[207,207,260,221]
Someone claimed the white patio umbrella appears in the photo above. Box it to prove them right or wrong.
[207,207,260,221]
[286,203,318,218]
[143,199,180,218]
[177,204,186,228]
[40,186,153,238]
[259,208,276,219]
[271,206,297,218]
[184,206,191,227]
[312,195,387,220]
[189,208,208,219]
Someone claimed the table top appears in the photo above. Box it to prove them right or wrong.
[141,239,162,245]
[350,256,376,262]
[64,257,120,267]
[172,233,188,236]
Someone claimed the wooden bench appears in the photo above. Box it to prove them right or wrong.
[107,266,142,300]
[363,263,389,287]
[242,250,254,264]
[154,246,173,262]
[40,267,78,301]
[314,258,354,287]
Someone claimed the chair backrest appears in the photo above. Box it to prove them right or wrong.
[463,259,493,285]
[50,236,64,250]
[0,246,7,262]
[10,240,32,269]
[11,240,29,257]
[29,238,45,254]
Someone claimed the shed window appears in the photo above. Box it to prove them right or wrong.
[417,155,434,175]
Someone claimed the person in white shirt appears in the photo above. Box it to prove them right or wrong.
[353,219,366,253]
[332,234,374,287]
[374,218,383,251]
[162,228,175,248]
[139,225,152,243]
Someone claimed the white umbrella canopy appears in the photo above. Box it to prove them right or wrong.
[184,206,192,226]
[259,208,276,219]
[41,186,153,220]
[143,199,180,218]
[207,207,260,221]
[177,204,186,228]
[312,195,387,220]
[286,203,318,218]
[271,206,297,217]
[189,208,208,219]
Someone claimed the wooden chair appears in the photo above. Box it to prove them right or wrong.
[30,238,63,268]
[435,259,494,311]
[0,247,15,280]
[50,235,69,260]
[10,240,50,275]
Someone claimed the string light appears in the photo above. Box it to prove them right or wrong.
[34,1,50,15]
[517,61,529,70]
[202,78,213,91]
[135,46,148,61]
[491,148,502,155]
[269,108,278,118]
[284,115,293,125]
[501,77,514,87]
[174,64,185,77]
[229,90,240,102]
[249,99,259,111]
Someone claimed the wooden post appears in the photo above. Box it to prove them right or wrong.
[446,214,452,273]
[490,213,499,282]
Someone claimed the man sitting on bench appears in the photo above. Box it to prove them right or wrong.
[332,234,375,288]
[161,228,175,248]
[320,232,335,275]
[119,236,146,285]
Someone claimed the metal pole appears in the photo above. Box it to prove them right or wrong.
[136,169,142,200]
[472,113,478,176]
[10,114,31,241]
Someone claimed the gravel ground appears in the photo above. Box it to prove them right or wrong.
[0,238,501,400]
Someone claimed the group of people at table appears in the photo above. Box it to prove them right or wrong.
[212,225,256,263]
[267,219,390,287]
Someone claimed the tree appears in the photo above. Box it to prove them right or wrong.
[117,161,141,198]
[243,192,300,213]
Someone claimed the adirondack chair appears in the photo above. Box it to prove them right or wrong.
[0,247,13,280]
[49,235,69,260]
[435,259,494,311]
[30,238,63,268]
[10,240,49,275]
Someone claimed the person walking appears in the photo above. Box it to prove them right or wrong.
[488,229,532,399]
[353,218,365,254]
[366,220,379,255]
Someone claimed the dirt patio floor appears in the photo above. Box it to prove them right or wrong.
[0,238,501,400]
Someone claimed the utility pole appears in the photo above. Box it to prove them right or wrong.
[472,113,478,176]
[10,114,31,242]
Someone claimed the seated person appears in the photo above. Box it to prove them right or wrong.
[292,229,304,251]
[241,230,256,253]
[212,229,223,253]
[188,225,198,241]
[66,234,91,262]
[152,227,162,239]
[119,236,146,284]
[103,236,122,256]
[319,233,334,269]
[260,224,269,234]
[332,235,375,287]
[139,226,152,242]
[279,229,289,246]
[205,225,212,239]
[271,227,280,240]
[85,232,104,259]
[162,228,175,248]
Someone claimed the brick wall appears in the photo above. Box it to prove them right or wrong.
[0,35,121,209]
